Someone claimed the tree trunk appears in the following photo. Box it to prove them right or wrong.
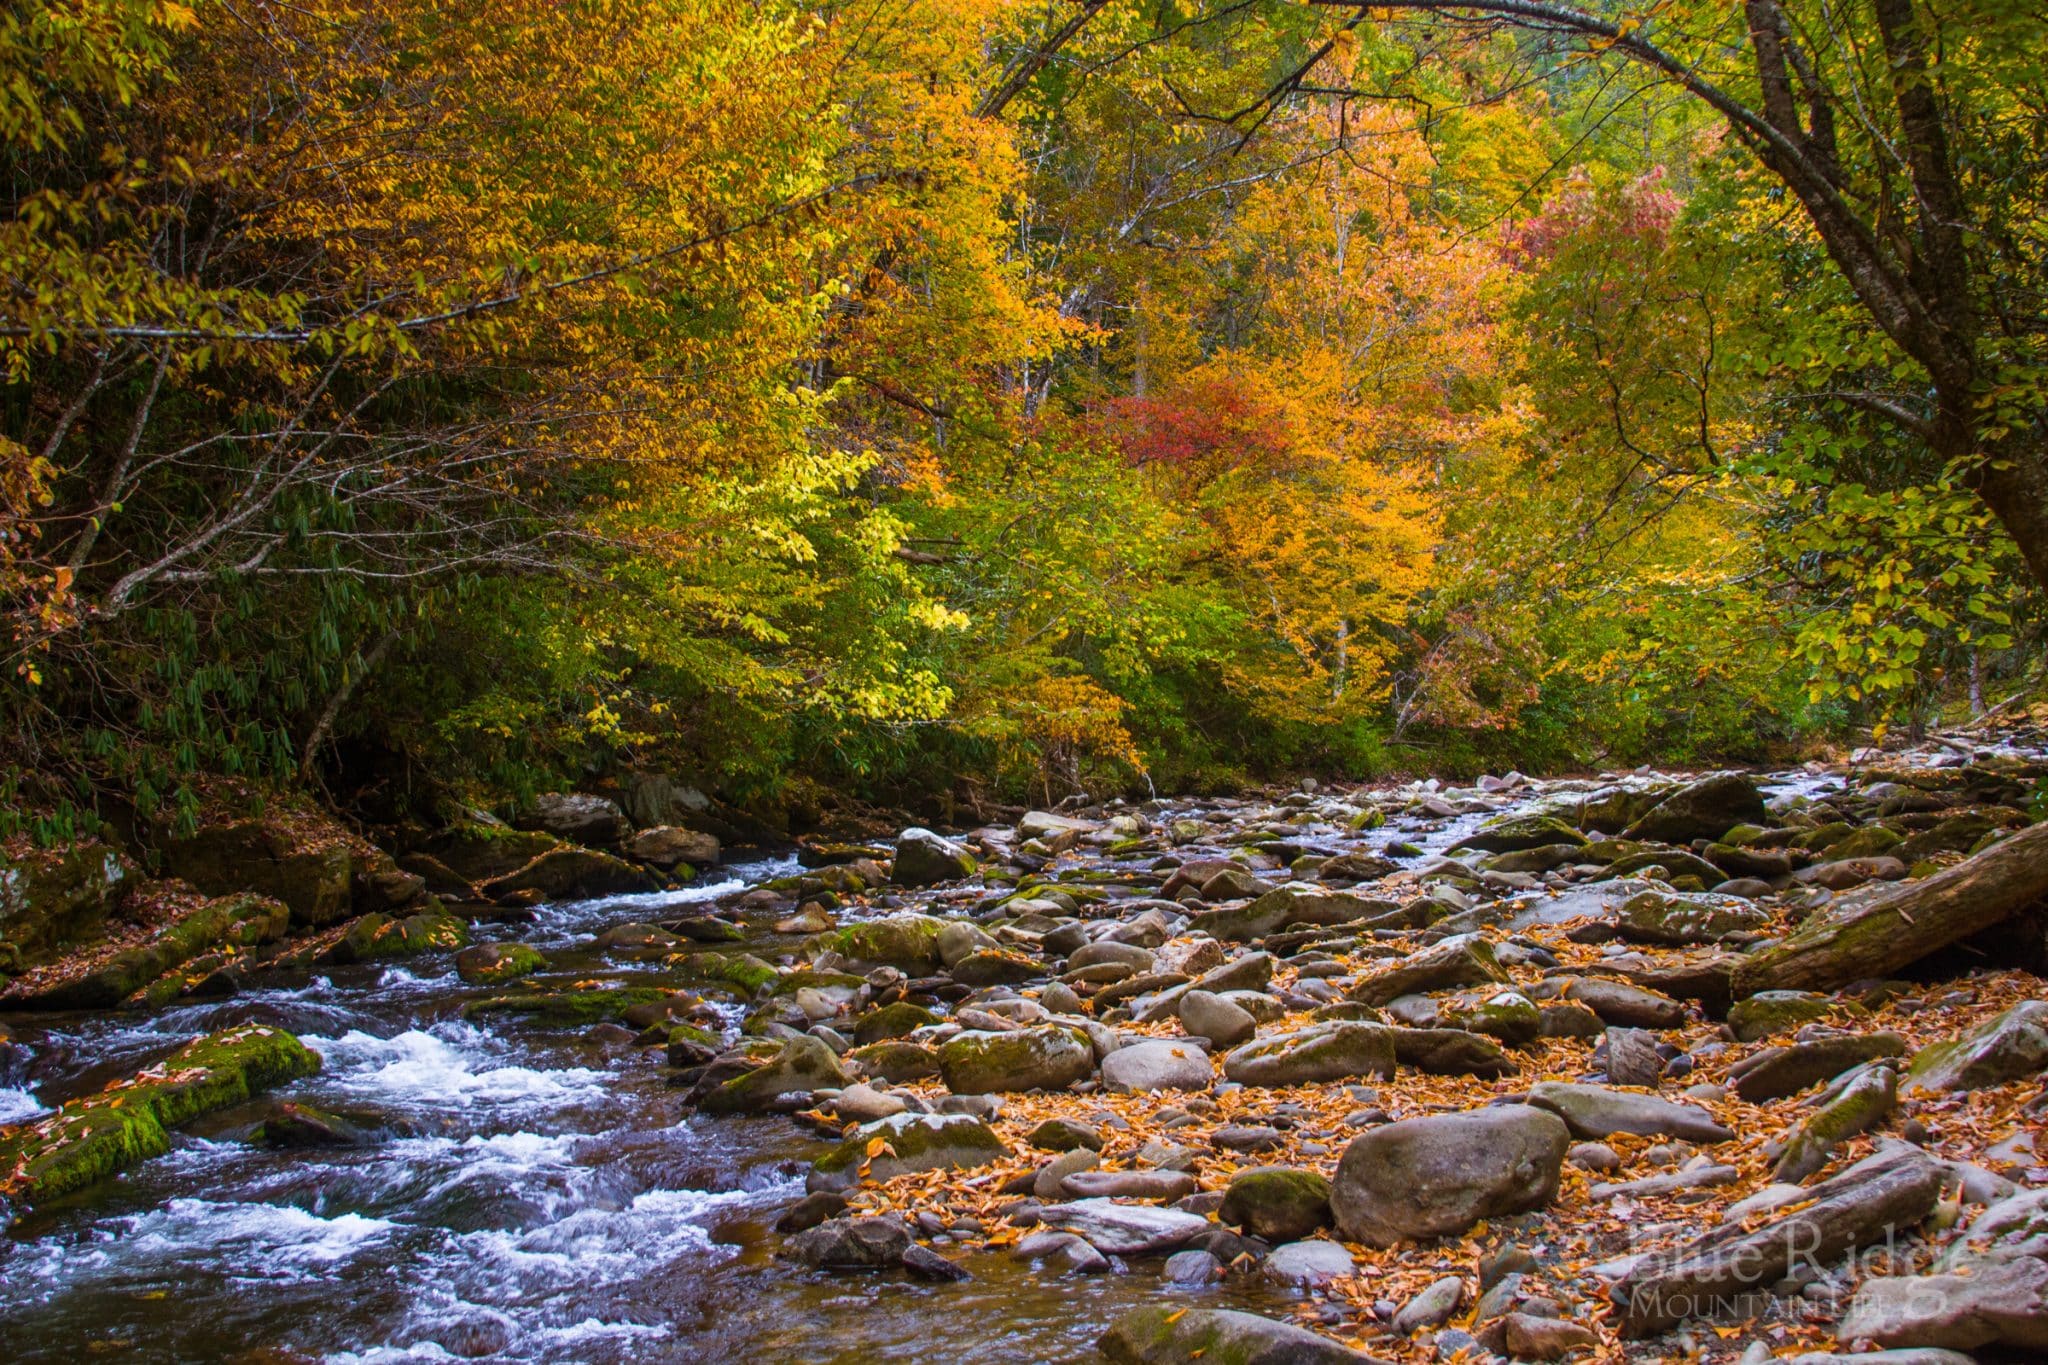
[1971,434,2048,595]
[1731,822,2048,996]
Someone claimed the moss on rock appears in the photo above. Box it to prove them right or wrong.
[463,984,670,1025]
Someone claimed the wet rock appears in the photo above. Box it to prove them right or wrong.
[938,1024,1095,1094]
[783,1215,912,1269]
[1330,1105,1568,1247]
[453,941,546,985]
[1036,1198,1210,1255]
[1526,1081,1732,1143]
[1223,1022,1395,1087]
[1902,1000,2048,1096]
[1099,1306,1385,1364]
[1101,1039,1214,1094]
[1162,1248,1222,1285]
[1349,935,1508,1007]
[901,1242,971,1281]
[773,1190,847,1234]
[1219,1166,1334,1242]
[892,829,977,887]
[1729,1032,1907,1102]
[249,1100,376,1149]
[1179,990,1256,1046]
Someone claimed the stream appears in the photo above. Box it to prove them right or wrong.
[0,745,2001,1363]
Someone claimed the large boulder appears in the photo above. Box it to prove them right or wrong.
[1331,1105,1568,1247]
[1620,774,1768,845]
[160,819,354,928]
[1350,934,1508,1007]
[0,842,132,963]
[1099,1039,1214,1094]
[783,1216,912,1270]
[937,1024,1095,1094]
[1099,1307,1384,1365]
[1525,1081,1733,1142]
[892,828,976,886]
[808,1112,1007,1193]
[1903,1001,2048,1097]
[1224,1022,1395,1087]
[626,826,720,868]
[1451,814,1589,854]
[517,792,630,848]
[414,824,561,884]
[828,914,948,974]
[477,847,657,902]
[16,891,290,1009]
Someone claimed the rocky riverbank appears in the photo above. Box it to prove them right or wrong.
[3,732,2047,1361]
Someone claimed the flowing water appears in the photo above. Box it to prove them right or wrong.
[0,854,1304,1363]
[0,741,2012,1362]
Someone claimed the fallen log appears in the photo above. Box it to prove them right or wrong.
[1731,822,2048,996]
[1610,1144,1944,1335]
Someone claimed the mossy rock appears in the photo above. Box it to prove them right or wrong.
[948,949,1042,987]
[0,841,132,964]
[1615,890,1771,945]
[1026,1117,1105,1152]
[852,1000,937,1046]
[0,1025,319,1207]
[807,1112,1006,1193]
[699,1035,850,1114]
[846,1040,941,1083]
[344,910,469,961]
[827,914,948,973]
[1603,849,1729,885]
[767,969,867,998]
[1219,1166,1334,1242]
[1726,990,1837,1042]
[454,941,547,985]
[937,1024,1095,1094]
[24,892,289,1010]
[1441,990,1542,1046]
[687,952,779,997]
[1823,825,1904,861]
[463,984,670,1026]
[1452,814,1589,855]
[161,820,354,928]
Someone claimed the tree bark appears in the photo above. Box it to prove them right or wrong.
[1731,822,2048,996]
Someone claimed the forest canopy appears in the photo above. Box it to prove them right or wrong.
[2,0,2040,832]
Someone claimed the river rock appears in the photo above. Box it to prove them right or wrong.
[699,1035,850,1114]
[1218,1166,1333,1241]
[938,1024,1095,1094]
[1561,977,1687,1029]
[783,1215,912,1269]
[1036,1198,1210,1255]
[892,828,976,886]
[936,920,1001,968]
[1264,1239,1355,1287]
[519,792,630,848]
[1525,1081,1732,1142]
[949,949,1041,987]
[479,846,657,901]
[1729,1032,1907,1102]
[1330,1105,1568,1247]
[1727,990,1835,1041]
[1393,1275,1466,1334]
[1063,1169,1197,1201]
[829,914,947,973]
[808,1112,1006,1193]
[1349,934,1508,1007]
[1223,1021,1395,1087]
[626,825,719,868]
[1100,1039,1213,1094]
[1099,1306,1386,1364]
[1902,1000,2048,1096]
[1390,1028,1514,1078]
[0,841,132,961]
[1621,773,1767,844]
[1179,990,1256,1046]
[1616,890,1771,945]
[454,941,546,985]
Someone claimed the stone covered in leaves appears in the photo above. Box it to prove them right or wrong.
[808,1112,1006,1193]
